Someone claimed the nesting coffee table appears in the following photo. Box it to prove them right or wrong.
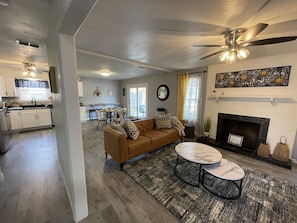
[201,158,245,199]
[174,142,222,187]
[174,142,245,199]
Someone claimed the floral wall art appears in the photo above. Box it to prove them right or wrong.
[215,66,291,88]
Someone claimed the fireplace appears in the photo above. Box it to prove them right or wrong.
[216,113,270,155]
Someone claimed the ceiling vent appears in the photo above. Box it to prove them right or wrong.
[16,40,39,48]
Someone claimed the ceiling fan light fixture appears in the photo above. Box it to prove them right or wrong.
[219,51,230,61]
[228,50,237,63]
[237,48,250,60]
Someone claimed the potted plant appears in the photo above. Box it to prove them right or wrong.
[203,117,211,137]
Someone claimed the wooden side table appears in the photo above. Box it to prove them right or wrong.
[184,124,195,138]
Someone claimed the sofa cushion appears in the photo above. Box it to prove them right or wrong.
[134,119,155,133]
[154,114,172,129]
[125,121,140,140]
[127,135,151,154]
[157,128,179,138]
[110,123,128,138]
[142,130,168,148]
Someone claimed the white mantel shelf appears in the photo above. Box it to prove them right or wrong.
[208,95,293,103]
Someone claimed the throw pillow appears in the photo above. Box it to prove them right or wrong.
[154,114,172,129]
[110,123,128,138]
[125,121,140,140]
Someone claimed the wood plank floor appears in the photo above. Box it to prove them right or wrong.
[1,121,296,223]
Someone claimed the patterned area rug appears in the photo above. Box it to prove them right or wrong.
[123,144,297,223]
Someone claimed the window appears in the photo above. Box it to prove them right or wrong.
[127,84,148,118]
[15,78,51,102]
[183,72,206,136]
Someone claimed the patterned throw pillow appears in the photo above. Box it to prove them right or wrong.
[125,121,140,140]
[154,114,172,129]
[110,123,128,138]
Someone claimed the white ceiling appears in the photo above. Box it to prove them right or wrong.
[1,0,297,79]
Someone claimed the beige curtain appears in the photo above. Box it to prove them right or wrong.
[176,72,189,120]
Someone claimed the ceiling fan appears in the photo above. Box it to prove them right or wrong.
[193,23,297,63]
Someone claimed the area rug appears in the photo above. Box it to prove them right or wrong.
[123,144,297,223]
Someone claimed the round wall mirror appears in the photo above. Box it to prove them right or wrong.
[157,84,169,101]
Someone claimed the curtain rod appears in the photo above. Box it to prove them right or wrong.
[177,70,207,75]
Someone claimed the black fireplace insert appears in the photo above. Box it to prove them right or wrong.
[216,113,270,155]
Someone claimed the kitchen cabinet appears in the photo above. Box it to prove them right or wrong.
[78,81,83,97]
[0,76,17,97]
[21,109,52,129]
[10,110,23,130]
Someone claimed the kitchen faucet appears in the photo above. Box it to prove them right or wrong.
[31,98,37,106]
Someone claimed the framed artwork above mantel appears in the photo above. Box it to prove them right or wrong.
[215,66,291,88]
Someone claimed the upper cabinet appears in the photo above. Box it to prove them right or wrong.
[0,76,17,97]
[78,81,83,97]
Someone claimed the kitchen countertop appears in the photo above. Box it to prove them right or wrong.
[7,105,51,110]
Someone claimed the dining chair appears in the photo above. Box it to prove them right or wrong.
[96,110,108,128]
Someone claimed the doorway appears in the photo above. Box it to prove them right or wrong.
[127,84,148,118]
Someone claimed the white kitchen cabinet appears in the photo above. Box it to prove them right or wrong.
[78,81,83,97]
[21,109,52,129]
[80,107,86,122]
[0,76,17,97]
[10,110,23,130]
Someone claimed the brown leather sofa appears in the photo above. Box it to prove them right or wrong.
[104,118,183,170]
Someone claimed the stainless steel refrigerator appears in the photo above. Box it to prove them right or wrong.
[0,101,12,153]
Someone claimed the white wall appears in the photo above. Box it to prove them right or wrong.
[80,77,120,106]
[204,52,297,158]
[120,72,178,117]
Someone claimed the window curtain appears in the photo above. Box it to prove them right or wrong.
[183,71,207,136]
[176,73,189,120]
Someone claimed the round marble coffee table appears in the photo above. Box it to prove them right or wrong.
[174,142,222,187]
[201,158,245,199]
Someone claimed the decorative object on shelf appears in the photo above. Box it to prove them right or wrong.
[215,66,291,88]
[156,107,166,115]
[157,84,169,101]
[203,117,211,137]
[93,86,101,97]
[212,90,216,96]
[272,136,290,162]
[122,88,125,96]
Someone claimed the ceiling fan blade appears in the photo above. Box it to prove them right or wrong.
[246,36,297,46]
[200,50,223,60]
[193,44,223,47]
[236,23,268,44]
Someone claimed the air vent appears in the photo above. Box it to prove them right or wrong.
[16,40,39,48]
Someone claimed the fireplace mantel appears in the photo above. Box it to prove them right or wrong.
[208,95,292,104]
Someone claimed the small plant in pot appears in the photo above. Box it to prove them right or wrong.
[203,117,211,138]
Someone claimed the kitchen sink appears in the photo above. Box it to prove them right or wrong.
[23,104,48,109]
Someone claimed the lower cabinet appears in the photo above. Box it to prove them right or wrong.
[10,109,52,130]
[10,111,23,130]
